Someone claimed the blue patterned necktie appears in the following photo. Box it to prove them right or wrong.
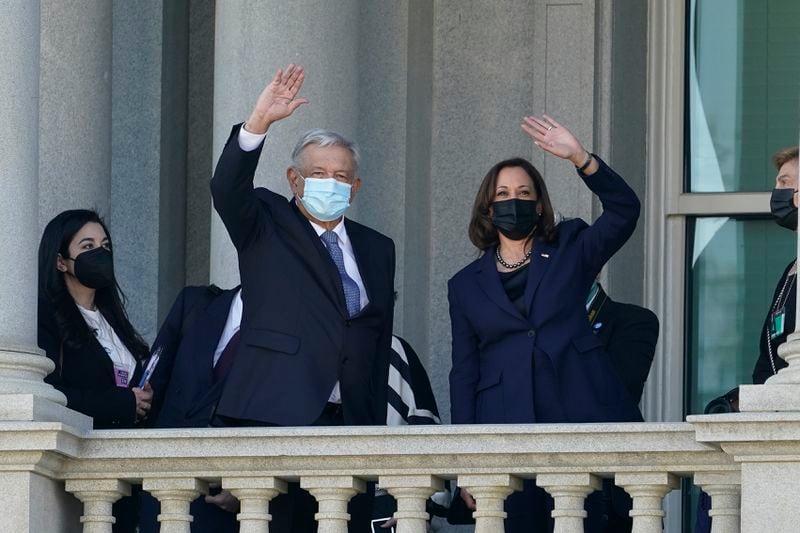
[321,230,361,317]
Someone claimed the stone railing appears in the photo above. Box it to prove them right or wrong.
[1,420,744,533]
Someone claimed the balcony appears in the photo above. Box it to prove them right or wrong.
[4,408,800,533]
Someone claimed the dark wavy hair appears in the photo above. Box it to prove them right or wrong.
[468,158,557,251]
[38,210,148,360]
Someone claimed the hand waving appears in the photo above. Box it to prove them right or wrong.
[246,64,309,134]
[521,115,589,167]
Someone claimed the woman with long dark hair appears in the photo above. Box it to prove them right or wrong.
[38,209,152,427]
[448,116,642,532]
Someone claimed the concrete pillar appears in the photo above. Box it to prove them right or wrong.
[144,478,208,533]
[617,472,679,533]
[223,476,288,533]
[537,473,602,533]
[211,0,360,288]
[694,471,741,533]
[38,0,112,229]
[301,476,365,533]
[0,0,72,416]
[65,479,131,533]
[380,475,444,533]
[111,0,189,340]
[458,474,523,533]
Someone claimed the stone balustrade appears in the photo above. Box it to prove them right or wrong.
[0,422,744,532]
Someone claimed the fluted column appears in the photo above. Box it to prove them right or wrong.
[458,474,522,533]
[380,475,444,533]
[536,473,601,533]
[144,478,208,533]
[301,476,365,533]
[616,472,678,533]
[694,471,740,533]
[223,476,288,533]
[0,0,70,421]
[65,479,131,533]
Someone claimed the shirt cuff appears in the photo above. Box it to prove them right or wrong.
[238,123,267,152]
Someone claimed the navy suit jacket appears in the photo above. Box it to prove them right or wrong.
[210,124,395,426]
[448,157,643,424]
[147,286,239,428]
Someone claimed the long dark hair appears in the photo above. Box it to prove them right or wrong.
[38,210,148,361]
[468,158,557,251]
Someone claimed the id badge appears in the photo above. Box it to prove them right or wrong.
[770,308,786,340]
[114,366,130,388]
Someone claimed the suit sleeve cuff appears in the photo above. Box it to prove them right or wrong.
[238,123,267,152]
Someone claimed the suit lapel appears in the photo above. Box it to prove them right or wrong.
[476,249,527,322]
[271,199,347,316]
[523,239,556,318]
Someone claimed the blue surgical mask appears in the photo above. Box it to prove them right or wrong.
[297,176,352,222]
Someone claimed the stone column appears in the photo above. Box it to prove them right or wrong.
[144,478,208,533]
[536,473,601,533]
[694,471,740,533]
[38,0,112,228]
[616,472,679,533]
[301,476,365,533]
[0,0,72,422]
[65,479,131,533]
[380,475,444,533]
[223,477,288,533]
[458,474,523,533]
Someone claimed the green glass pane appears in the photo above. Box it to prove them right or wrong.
[687,217,796,415]
[687,0,800,192]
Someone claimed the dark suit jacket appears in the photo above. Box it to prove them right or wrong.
[210,124,396,426]
[448,157,643,424]
[591,292,659,405]
[38,298,143,429]
[147,285,239,428]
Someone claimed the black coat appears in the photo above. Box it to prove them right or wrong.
[38,298,143,429]
[210,124,396,426]
[148,285,239,428]
[589,288,659,405]
[753,260,793,384]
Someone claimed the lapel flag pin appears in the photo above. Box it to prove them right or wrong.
[540,253,550,258]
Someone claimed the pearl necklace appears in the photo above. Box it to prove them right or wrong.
[496,245,532,270]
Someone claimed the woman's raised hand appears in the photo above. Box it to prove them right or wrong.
[522,115,589,167]
[245,64,309,134]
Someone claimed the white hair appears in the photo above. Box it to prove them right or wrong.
[291,129,361,171]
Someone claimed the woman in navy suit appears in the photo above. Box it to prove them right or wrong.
[448,115,641,532]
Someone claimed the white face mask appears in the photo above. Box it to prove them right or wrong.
[297,175,352,222]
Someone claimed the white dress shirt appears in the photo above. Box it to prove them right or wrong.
[212,289,243,367]
[78,305,137,386]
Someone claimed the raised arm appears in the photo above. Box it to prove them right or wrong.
[522,115,640,276]
[210,64,309,249]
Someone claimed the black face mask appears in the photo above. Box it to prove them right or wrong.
[491,199,540,241]
[70,247,115,289]
[770,188,798,231]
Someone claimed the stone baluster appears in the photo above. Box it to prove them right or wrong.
[380,475,444,533]
[616,472,679,533]
[536,473,601,533]
[143,478,208,533]
[301,475,365,533]
[65,479,130,533]
[223,476,288,533]
[694,471,740,533]
[458,474,522,533]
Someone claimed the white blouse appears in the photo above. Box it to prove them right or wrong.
[78,305,138,387]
